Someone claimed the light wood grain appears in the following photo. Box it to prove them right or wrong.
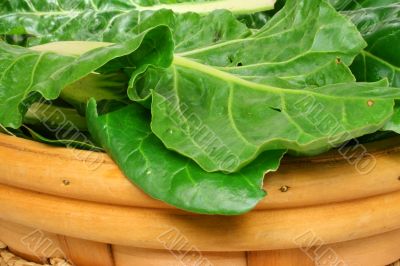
[248,229,400,266]
[323,228,400,266]
[0,134,399,211]
[0,220,114,266]
[247,249,314,266]
[57,236,113,266]
[0,184,399,252]
[1,134,400,265]
[0,220,63,263]
[0,220,400,266]
[113,246,246,266]
[1,220,399,265]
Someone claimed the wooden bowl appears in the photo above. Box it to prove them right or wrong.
[0,133,399,266]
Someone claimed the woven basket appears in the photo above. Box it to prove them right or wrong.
[0,133,399,266]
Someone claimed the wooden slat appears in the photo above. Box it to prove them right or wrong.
[247,249,314,266]
[248,229,400,266]
[58,236,114,266]
[0,220,114,266]
[0,184,400,252]
[324,229,400,266]
[0,134,399,210]
[0,220,64,263]
[1,220,399,265]
[113,246,246,266]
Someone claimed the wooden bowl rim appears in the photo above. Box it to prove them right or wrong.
[0,133,400,210]
[0,183,400,251]
[1,134,400,251]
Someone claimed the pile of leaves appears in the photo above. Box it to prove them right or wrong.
[0,0,399,215]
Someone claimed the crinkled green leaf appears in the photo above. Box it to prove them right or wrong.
[24,101,88,131]
[0,0,276,46]
[1,0,275,14]
[23,125,102,151]
[86,99,285,215]
[128,0,399,173]
[383,106,400,134]
[343,2,400,133]
[0,26,173,128]
[328,0,353,10]
[345,2,400,87]
[238,0,285,29]
[332,0,399,10]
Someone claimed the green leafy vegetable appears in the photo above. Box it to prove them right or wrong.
[24,101,88,131]
[1,0,400,215]
[342,1,400,133]
[0,26,173,128]
[87,99,284,215]
[0,0,276,46]
[129,0,399,173]
[23,125,102,151]
[345,1,400,87]
[1,0,275,14]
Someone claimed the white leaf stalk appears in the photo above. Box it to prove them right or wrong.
[31,41,113,56]
[138,0,276,15]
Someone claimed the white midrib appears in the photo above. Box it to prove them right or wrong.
[172,55,389,101]
[30,41,387,102]
[5,0,276,16]
[137,0,276,15]
[173,55,290,95]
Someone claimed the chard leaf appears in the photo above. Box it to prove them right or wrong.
[383,106,400,134]
[238,0,285,29]
[24,101,88,131]
[345,2,400,87]
[333,0,399,10]
[130,0,397,173]
[343,2,400,133]
[0,26,173,128]
[23,125,102,151]
[1,0,275,15]
[86,99,285,215]
[0,0,276,46]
